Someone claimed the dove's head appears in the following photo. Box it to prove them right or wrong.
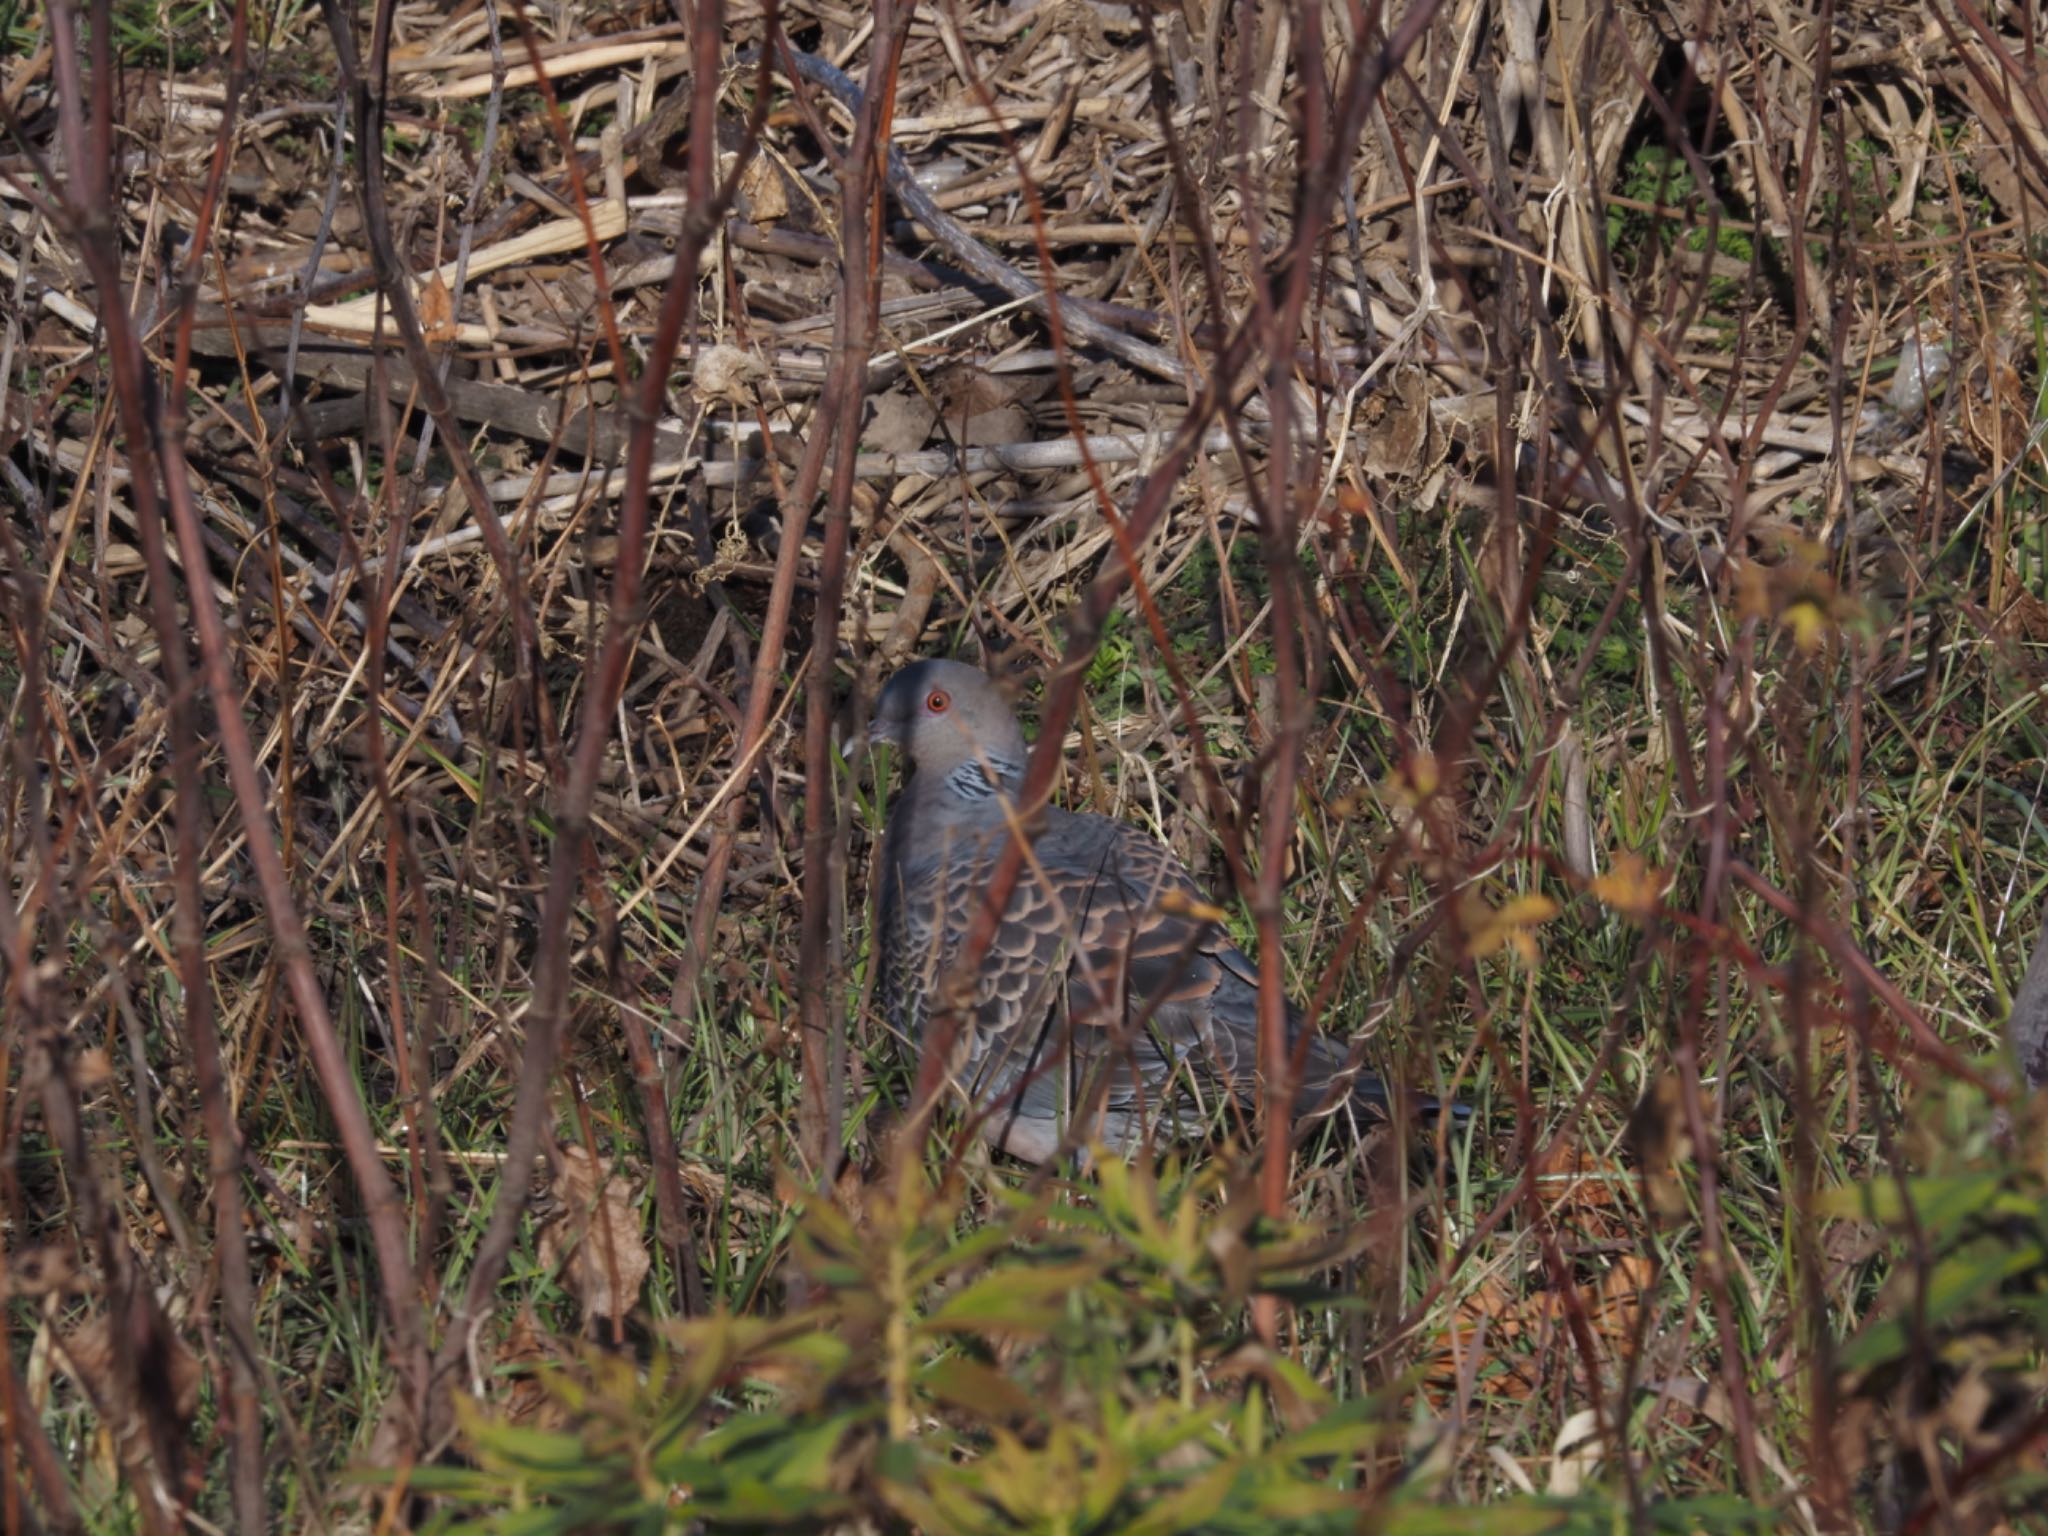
[866,660,1028,791]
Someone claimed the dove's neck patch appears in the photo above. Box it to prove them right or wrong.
[944,755,1023,802]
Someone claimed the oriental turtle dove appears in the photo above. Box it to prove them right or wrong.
[867,659,1407,1163]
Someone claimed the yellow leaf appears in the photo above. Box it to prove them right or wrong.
[1498,894,1561,927]
[1385,751,1439,809]
[1590,851,1664,922]
[1785,595,1830,653]
[1461,890,1558,962]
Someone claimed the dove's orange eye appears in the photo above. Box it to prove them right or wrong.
[926,689,951,713]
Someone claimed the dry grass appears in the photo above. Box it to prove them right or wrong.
[4,0,2048,1530]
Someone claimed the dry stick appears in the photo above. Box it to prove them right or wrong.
[148,3,269,1527]
[358,295,450,1331]
[599,4,772,1323]
[755,45,1187,389]
[1812,122,1870,1536]
[1938,0,2048,209]
[4,228,190,1536]
[1803,132,1859,1528]
[54,0,411,1516]
[15,1047,181,1533]
[413,0,511,471]
[1331,35,1573,1373]
[1126,21,1284,940]
[1254,0,1447,1318]
[1589,33,1758,1466]
[82,0,432,1403]
[1900,1397,2048,1536]
[1600,40,1764,514]
[1657,27,1831,1505]
[392,795,458,1283]
[409,6,631,1379]
[307,197,505,1293]
[1221,3,1444,1281]
[1686,654,1766,1498]
[1731,864,1996,1092]
[1783,824,1847,1527]
[318,0,559,776]
[0,551,95,1536]
[1399,36,1654,1463]
[1482,48,1638,1495]
[1244,0,1325,1292]
[1392,0,1695,1163]
[662,28,857,1056]
[1364,828,1777,1385]
[795,18,914,1182]
[430,0,754,1374]
[2,1352,80,1535]
[698,428,1238,484]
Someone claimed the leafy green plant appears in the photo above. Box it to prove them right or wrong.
[410,1148,1809,1534]
[0,0,40,61]
[103,0,220,68]
[412,1155,1397,1532]
[1605,143,1754,310]
[1816,1074,2048,1528]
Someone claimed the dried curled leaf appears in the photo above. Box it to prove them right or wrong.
[537,1146,651,1326]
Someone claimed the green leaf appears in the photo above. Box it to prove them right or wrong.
[907,1217,1048,1293]
[1840,1238,2047,1372]
[1268,1395,1397,1461]
[1815,1172,2013,1237]
[1120,1462,1238,1536]
[921,1355,1042,1424]
[922,1259,1106,1334]
[1376,1502,1582,1536]
[464,1420,603,1474]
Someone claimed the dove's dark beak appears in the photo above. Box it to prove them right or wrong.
[859,683,919,755]
[846,705,900,764]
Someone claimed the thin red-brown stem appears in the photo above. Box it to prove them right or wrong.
[317,0,557,770]
[796,14,918,1181]
[46,0,407,1500]
[433,0,759,1374]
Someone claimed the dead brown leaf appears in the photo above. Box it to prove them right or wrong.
[934,364,1032,447]
[0,1242,84,1303]
[496,1309,573,1433]
[53,1294,203,1516]
[739,152,790,225]
[420,272,457,344]
[864,388,939,454]
[537,1145,651,1326]
[1358,365,1434,479]
[1430,1253,1652,1403]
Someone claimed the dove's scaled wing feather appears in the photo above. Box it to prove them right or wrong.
[869,657,1382,1161]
